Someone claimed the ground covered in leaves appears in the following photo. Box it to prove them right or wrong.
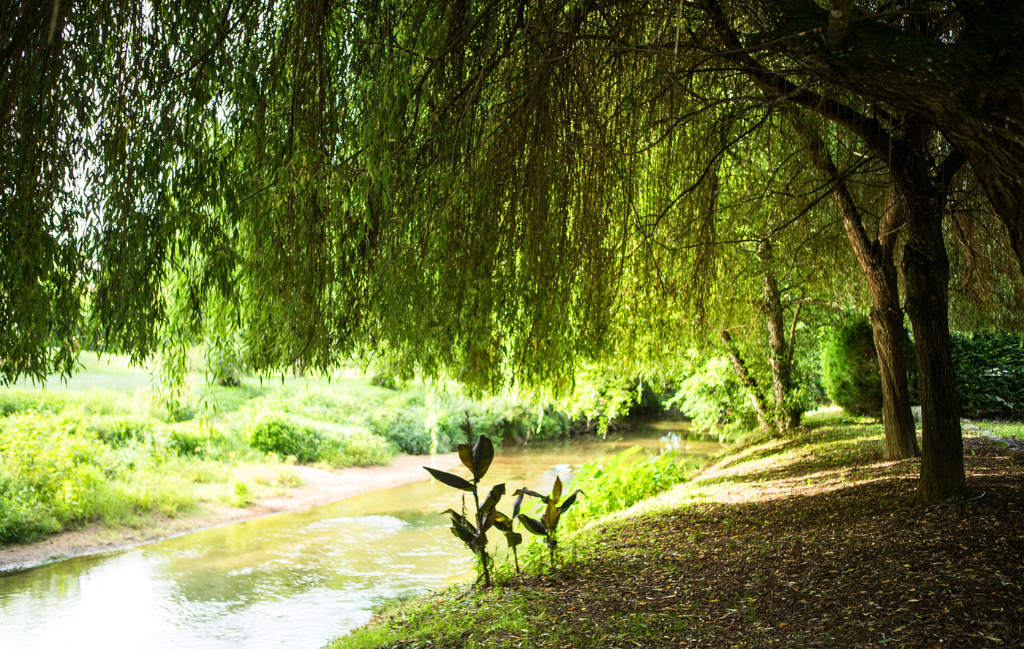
[330,412,1023,649]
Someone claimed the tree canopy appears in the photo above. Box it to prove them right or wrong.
[4,1,1024,498]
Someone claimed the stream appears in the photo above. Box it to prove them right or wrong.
[0,422,721,649]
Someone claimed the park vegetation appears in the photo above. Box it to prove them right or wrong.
[329,409,1024,649]
[0,355,605,546]
[5,0,1024,504]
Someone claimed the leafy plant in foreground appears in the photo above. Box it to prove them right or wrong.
[515,476,584,564]
[424,423,512,587]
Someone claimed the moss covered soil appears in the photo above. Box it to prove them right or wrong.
[331,410,1024,648]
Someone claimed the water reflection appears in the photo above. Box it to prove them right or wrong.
[0,423,719,649]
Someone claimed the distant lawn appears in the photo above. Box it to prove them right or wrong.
[14,353,155,393]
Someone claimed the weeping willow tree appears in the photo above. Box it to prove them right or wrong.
[5,0,1024,498]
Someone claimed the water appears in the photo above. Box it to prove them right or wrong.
[0,423,720,649]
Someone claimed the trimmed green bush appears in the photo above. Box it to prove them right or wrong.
[248,414,322,462]
[821,317,883,417]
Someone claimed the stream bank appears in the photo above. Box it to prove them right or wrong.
[0,452,461,573]
[329,412,1024,649]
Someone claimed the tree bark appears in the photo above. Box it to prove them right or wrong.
[790,114,918,458]
[890,120,966,500]
[870,188,920,460]
[758,240,801,431]
[720,329,771,431]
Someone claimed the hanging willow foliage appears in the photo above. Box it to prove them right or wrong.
[2,0,760,389]
[8,0,1011,392]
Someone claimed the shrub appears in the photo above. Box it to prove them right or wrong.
[247,414,322,462]
[0,466,62,543]
[319,426,396,467]
[952,332,1024,418]
[0,390,71,417]
[821,317,883,417]
[559,447,692,534]
[557,368,655,433]
[87,415,155,448]
[166,423,229,458]
[369,407,435,454]
[370,373,398,390]
[667,356,759,439]
[0,413,107,542]
[532,409,571,442]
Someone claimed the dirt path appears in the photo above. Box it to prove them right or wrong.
[0,452,462,573]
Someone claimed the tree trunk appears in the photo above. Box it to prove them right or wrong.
[895,149,966,501]
[758,240,801,431]
[869,189,920,460]
[720,329,771,431]
[791,114,918,458]
[870,295,920,460]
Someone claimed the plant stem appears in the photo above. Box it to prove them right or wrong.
[471,484,491,588]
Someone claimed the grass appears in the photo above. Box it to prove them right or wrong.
[329,407,1024,649]
[965,419,1024,438]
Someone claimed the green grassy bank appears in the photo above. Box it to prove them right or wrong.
[330,409,1024,648]
[0,354,576,546]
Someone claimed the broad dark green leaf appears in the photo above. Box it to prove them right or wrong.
[558,490,584,514]
[512,492,524,518]
[457,444,474,472]
[493,511,512,532]
[512,488,548,503]
[451,518,477,546]
[481,507,497,533]
[507,531,523,548]
[480,483,505,517]
[551,475,563,504]
[519,514,547,537]
[424,467,474,491]
[471,435,494,479]
[441,508,474,532]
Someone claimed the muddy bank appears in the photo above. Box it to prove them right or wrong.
[0,452,461,573]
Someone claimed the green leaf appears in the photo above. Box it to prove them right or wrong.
[558,490,584,514]
[441,508,473,531]
[451,519,477,546]
[480,483,506,517]
[544,498,560,531]
[519,514,547,537]
[512,492,524,519]
[457,444,474,473]
[512,488,548,503]
[481,506,497,533]
[424,467,474,491]
[471,435,494,479]
[493,510,512,532]
[551,475,563,504]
